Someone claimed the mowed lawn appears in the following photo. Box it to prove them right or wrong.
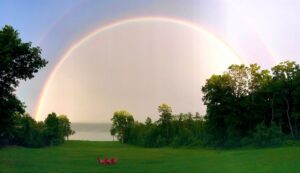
[1,141,300,173]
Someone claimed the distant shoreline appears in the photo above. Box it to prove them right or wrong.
[70,123,113,141]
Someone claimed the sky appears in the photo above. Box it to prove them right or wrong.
[1,0,300,122]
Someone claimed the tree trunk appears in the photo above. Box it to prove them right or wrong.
[284,97,294,137]
[271,95,275,122]
[294,120,297,138]
[167,123,169,139]
[279,120,283,133]
[121,129,124,144]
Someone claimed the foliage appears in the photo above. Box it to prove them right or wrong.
[252,122,283,146]
[202,61,300,147]
[9,112,74,148]
[111,105,204,147]
[0,25,74,148]
[111,110,134,143]
[113,61,300,148]
[158,103,173,143]
[58,115,75,140]
[15,114,46,147]
[0,25,47,144]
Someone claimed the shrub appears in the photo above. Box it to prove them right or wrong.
[171,128,194,147]
[252,122,283,147]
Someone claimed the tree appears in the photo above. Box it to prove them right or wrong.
[252,122,283,146]
[0,93,24,144]
[110,128,116,141]
[44,112,64,145]
[292,71,300,137]
[145,117,152,126]
[158,104,173,141]
[16,114,46,147]
[158,104,172,115]
[111,110,134,143]
[227,64,249,97]
[202,63,275,147]
[0,25,47,144]
[58,115,74,140]
[271,61,299,137]
[111,61,300,148]
[202,74,235,146]
[13,112,73,147]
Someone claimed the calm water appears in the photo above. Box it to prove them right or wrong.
[69,123,114,141]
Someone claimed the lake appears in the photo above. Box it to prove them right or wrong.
[69,123,114,141]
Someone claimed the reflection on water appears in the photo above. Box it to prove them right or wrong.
[69,123,113,141]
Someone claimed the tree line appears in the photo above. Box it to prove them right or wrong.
[111,61,300,147]
[0,25,74,147]
[110,106,204,147]
[11,112,74,147]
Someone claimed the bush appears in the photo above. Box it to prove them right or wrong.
[155,135,167,147]
[252,122,283,147]
[9,112,74,148]
[171,128,195,147]
[12,115,45,147]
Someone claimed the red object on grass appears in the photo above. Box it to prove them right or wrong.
[110,157,117,164]
[97,156,102,164]
[97,156,118,165]
[103,157,110,165]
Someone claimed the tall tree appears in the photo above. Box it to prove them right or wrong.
[58,115,74,140]
[111,110,134,143]
[44,113,63,145]
[158,104,172,141]
[202,74,235,146]
[227,64,249,97]
[271,61,299,137]
[0,25,47,143]
[202,64,272,146]
[292,72,300,137]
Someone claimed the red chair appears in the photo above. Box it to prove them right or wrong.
[110,157,117,164]
[97,156,101,165]
[97,156,118,165]
[97,156,106,164]
[103,157,110,165]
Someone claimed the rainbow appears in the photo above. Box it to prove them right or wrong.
[35,16,249,120]
[36,0,87,45]
[226,0,279,65]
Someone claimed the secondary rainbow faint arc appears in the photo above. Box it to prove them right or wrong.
[34,16,246,120]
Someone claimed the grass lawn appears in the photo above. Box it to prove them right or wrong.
[1,141,300,173]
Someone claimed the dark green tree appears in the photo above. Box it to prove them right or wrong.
[0,25,47,144]
[110,128,117,141]
[158,104,173,142]
[145,117,152,126]
[17,114,46,147]
[202,74,235,146]
[292,71,300,137]
[44,112,64,145]
[202,64,272,146]
[271,61,299,137]
[58,115,74,140]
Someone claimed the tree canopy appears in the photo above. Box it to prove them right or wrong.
[0,25,74,148]
[111,110,134,143]
[0,25,47,144]
[112,61,300,148]
[202,61,300,146]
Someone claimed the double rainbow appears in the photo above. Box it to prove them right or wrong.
[34,16,274,120]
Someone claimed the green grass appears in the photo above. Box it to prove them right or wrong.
[1,141,300,173]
